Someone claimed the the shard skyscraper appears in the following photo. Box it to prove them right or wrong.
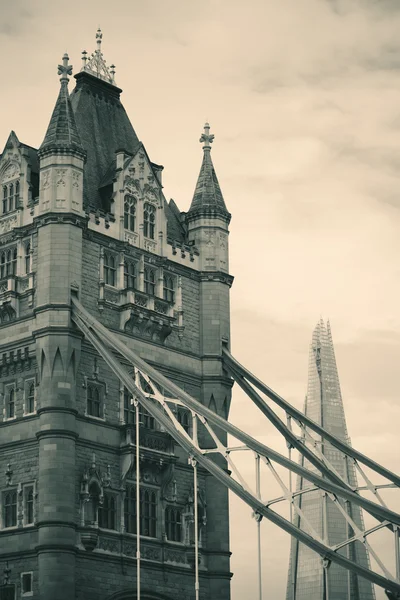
[286,319,375,600]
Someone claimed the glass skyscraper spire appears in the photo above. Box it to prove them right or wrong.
[286,319,375,600]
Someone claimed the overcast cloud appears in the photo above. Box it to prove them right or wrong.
[1,0,399,598]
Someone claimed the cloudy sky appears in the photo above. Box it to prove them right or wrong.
[2,0,400,598]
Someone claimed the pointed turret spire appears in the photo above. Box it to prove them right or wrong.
[187,123,230,221]
[38,54,85,159]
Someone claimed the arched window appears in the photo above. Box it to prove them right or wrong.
[144,268,155,296]
[3,490,17,527]
[85,482,100,526]
[25,243,31,274]
[6,251,11,276]
[8,183,13,212]
[163,276,174,303]
[165,506,182,542]
[2,186,7,214]
[103,252,116,286]
[98,493,117,530]
[124,260,136,289]
[27,382,35,414]
[143,203,156,240]
[7,388,15,419]
[15,181,19,207]
[124,486,157,537]
[177,408,190,434]
[87,384,103,418]
[123,388,135,424]
[124,195,136,232]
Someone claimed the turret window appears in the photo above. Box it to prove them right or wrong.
[8,184,13,212]
[87,384,103,418]
[124,485,157,537]
[0,247,17,280]
[2,186,7,213]
[124,195,136,232]
[6,387,15,420]
[124,260,136,289]
[144,268,155,296]
[25,381,35,415]
[163,275,175,303]
[144,203,156,240]
[165,506,182,542]
[24,485,34,525]
[15,181,19,207]
[104,252,116,286]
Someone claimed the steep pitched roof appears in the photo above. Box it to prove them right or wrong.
[70,71,141,211]
[187,123,230,221]
[39,54,84,158]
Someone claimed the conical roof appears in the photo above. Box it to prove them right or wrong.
[187,123,230,221]
[39,54,84,158]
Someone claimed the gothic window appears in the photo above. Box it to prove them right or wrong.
[21,572,33,596]
[2,186,7,213]
[177,408,190,434]
[0,247,17,280]
[124,260,136,289]
[24,485,34,525]
[8,183,13,212]
[163,275,175,303]
[165,506,182,542]
[15,181,19,207]
[6,387,15,419]
[87,384,103,418]
[2,489,17,528]
[143,203,156,240]
[25,382,35,414]
[103,252,116,286]
[25,243,31,274]
[98,493,117,530]
[144,268,155,296]
[124,195,136,232]
[124,485,157,537]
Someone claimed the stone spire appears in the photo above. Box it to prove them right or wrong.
[187,123,230,221]
[80,28,116,85]
[38,54,85,159]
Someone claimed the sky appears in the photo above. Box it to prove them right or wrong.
[1,0,400,598]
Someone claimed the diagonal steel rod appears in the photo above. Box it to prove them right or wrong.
[222,348,400,488]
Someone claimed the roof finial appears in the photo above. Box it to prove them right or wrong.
[200,122,214,151]
[58,53,72,85]
[80,28,116,85]
[96,27,103,55]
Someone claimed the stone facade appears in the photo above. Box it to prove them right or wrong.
[0,35,233,600]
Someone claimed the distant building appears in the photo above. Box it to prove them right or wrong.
[0,30,233,600]
[286,319,375,600]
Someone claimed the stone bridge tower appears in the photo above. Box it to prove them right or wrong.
[0,31,233,600]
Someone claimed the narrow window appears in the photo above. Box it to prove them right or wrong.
[144,268,155,296]
[123,388,135,424]
[21,572,33,596]
[177,408,190,434]
[143,203,156,240]
[24,486,34,525]
[104,253,116,286]
[8,183,13,212]
[26,382,35,414]
[0,252,5,279]
[7,388,15,419]
[163,275,174,303]
[2,186,7,214]
[124,484,136,534]
[3,490,17,527]
[87,385,103,418]
[25,243,31,274]
[142,489,157,537]
[124,195,136,232]
[11,248,17,276]
[6,251,11,276]
[98,493,117,530]
[15,181,20,207]
[124,261,136,289]
[165,506,182,542]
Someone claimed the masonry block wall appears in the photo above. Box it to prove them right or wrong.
[0,42,234,600]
